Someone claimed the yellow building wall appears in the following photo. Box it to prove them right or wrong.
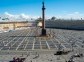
[0,24,13,31]
[0,22,28,31]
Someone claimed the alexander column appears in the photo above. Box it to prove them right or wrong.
[41,1,46,36]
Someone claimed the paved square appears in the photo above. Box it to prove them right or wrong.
[0,27,84,62]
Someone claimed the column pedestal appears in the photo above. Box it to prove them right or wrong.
[41,28,46,36]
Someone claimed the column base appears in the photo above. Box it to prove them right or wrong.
[41,28,46,36]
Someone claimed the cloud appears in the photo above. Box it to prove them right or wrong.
[4,12,19,20]
[1,11,84,22]
[56,12,84,20]
[3,12,39,21]
[19,13,30,19]
[4,12,14,17]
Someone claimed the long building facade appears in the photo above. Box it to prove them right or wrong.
[0,21,33,31]
[45,20,84,30]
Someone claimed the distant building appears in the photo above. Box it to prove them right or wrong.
[0,21,33,31]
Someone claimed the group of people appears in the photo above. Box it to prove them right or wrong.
[9,57,25,62]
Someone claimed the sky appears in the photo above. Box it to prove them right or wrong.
[0,0,84,19]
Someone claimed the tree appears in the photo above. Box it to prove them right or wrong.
[51,16,56,21]
[35,17,42,23]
